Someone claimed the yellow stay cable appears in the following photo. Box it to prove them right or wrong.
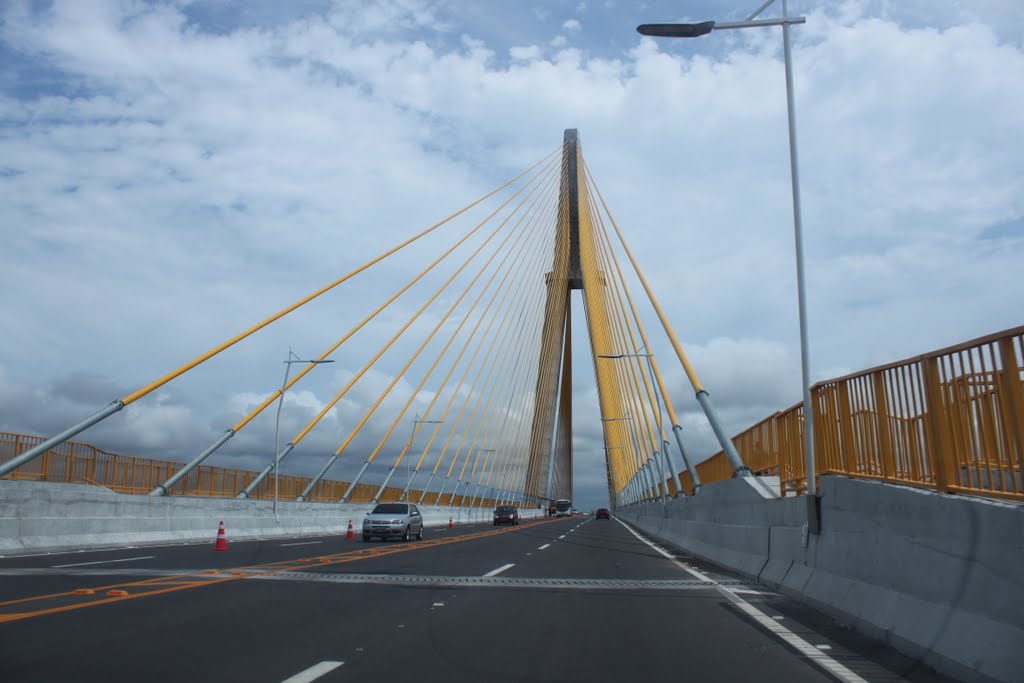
[433,198,556,486]
[583,165,706,397]
[585,181,659,451]
[583,160,691,426]
[423,221,552,482]
[446,183,566,487]
[405,179,560,477]
[282,154,558,451]
[328,159,562,461]
[522,153,573,496]
[371,165,561,471]
[118,149,560,407]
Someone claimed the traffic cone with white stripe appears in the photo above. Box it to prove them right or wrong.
[213,521,228,551]
[346,520,354,540]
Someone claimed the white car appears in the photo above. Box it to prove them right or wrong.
[362,503,424,542]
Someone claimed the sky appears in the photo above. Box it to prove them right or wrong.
[1,0,1022,513]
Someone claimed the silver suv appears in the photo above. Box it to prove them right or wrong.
[362,502,424,542]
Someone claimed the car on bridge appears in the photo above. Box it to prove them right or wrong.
[492,505,520,526]
[362,503,424,542]
[595,508,610,520]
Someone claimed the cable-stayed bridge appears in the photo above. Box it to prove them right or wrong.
[0,129,749,509]
[1,131,1021,683]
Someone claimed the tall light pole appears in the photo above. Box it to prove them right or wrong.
[638,1,817,521]
[602,445,623,508]
[601,414,664,510]
[467,448,496,508]
[401,414,443,501]
[273,350,334,520]
[599,351,690,497]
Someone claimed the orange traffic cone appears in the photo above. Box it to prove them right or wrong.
[448,517,454,529]
[213,521,228,551]
[346,520,354,540]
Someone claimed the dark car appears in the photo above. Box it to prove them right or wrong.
[493,505,520,526]
[595,508,610,520]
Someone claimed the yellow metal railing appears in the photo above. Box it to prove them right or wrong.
[676,326,1023,501]
[0,432,496,507]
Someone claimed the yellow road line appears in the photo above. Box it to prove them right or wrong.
[0,517,563,624]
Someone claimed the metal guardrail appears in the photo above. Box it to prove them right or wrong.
[679,326,1023,501]
[0,432,485,506]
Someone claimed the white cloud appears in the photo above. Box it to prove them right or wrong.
[510,45,542,61]
[562,19,582,32]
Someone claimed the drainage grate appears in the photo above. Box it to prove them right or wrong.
[253,572,741,591]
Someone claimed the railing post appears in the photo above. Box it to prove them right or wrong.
[837,380,858,475]
[872,371,895,480]
[997,337,1023,491]
[921,356,957,492]
[41,443,51,482]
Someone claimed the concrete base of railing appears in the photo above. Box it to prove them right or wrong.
[617,475,1023,683]
[0,480,543,554]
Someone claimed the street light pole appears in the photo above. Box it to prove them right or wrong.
[603,445,624,508]
[637,1,817,520]
[599,352,690,496]
[467,448,496,508]
[273,350,334,521]
[401,415,443,502]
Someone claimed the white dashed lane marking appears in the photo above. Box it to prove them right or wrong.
[538,544,551,550]
[280,661,343,683]
[279,541,323,547]
[484,563,515,577]
[51,556,155,569]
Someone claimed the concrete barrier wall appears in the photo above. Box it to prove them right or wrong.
[618,475,1023,683]
[0,480,543,554]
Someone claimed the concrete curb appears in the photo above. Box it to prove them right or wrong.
[0,480,542,555]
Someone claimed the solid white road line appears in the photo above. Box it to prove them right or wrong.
[484,563,515,577]
[279,541,323,547]
[614,518,869,683]
[280,661,344,683]
[52,555,155,568]
[538,544,551,550]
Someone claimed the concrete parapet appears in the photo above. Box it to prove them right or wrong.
[0,480,541,554]
[618,475,1023,683]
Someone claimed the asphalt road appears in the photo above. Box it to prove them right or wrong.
[0,515,957,682]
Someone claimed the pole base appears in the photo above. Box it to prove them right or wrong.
[806,493,821,535]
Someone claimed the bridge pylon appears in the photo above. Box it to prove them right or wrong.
[524,130,630,504]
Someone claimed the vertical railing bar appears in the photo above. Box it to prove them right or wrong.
[950,349,970,489]
[876,369,895,480]
[896,364,912,480]
[1014,335,1024,494]
[916,360,931,484]
[856,374,872,475]
[980,342,1003,492]
[996,335,1024,494]
[837,380,856,475]
[972,345,991,491]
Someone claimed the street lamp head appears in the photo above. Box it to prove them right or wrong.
[637,21,715,38]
